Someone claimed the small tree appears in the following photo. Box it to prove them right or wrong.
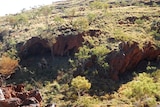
[71,76,91,98]
[92,45,110,71]
[74,45,91,71]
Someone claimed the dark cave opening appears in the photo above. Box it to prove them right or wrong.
[24,43,51,58]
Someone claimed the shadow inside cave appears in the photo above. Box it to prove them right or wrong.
[6,43,71,86]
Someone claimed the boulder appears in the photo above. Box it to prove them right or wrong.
[0,84,42,107]
[108,41,160,80]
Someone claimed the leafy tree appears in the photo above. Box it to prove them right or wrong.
[71,76,91,98]
[92,45,110,70]
[74,45,91,71]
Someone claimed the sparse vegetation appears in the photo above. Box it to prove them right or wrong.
[72,17,89,31]
[7,14,28,29]
[0,0,160,106]
[39,6,52,27]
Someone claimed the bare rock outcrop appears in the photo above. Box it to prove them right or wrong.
[108,41,160,80]
[0,84,42,107]
[52,33,84,56]
[18,37,51,58]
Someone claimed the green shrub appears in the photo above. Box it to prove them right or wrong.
[75,45,91,60]
[150,30,160,40]
[152,2,158,7]
[72,17,89,31]
[114,29,133,41]
[118,73,159,100]
[41,81,62,105]
[54,15,64,25]
[89,1,104,9]
[7,14,28,29]
[87,13,97,25]
[135,19,144,25]
[17,14,28,25]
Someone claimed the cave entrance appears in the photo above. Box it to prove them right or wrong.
[19,39,52,69]
[26,43,51,57]
[10,37,71,84]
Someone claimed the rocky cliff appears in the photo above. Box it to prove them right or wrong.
[18,29,101,58]
[108,41,160,80]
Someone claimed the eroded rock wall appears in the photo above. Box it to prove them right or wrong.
[18,29,101,58]
[108,41,160,80]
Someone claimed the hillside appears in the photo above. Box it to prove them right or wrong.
[0,0,160,106]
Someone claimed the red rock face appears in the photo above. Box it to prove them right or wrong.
[18,37,51,58]
[108,41,160,80]
[52,33,84,56]
[18,33,85,58]
[18,30,101,58]
[0,84,42,107]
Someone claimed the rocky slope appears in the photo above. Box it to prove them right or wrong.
[0,84,42,107]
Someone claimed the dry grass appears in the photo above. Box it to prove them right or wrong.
[0,56,18,75]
